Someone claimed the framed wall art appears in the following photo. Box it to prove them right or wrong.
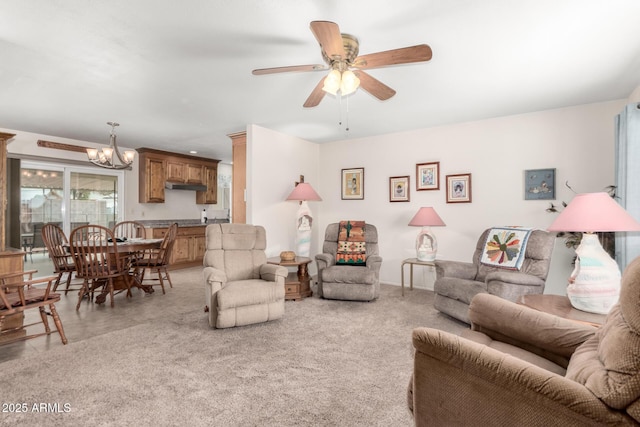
[389,176,410,202]
[446,173,472,203]
[524,168,556,200]
[416,161,440,191]
[341,167,364,200]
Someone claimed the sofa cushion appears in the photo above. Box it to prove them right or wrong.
[462,329,566,375]
[217,279,284,310]
[321,265,376,285]
[434,277,487,305]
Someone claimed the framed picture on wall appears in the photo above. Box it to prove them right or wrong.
[341,167,365,200]
[389,176,410,202]
[446,173,472,203]
[416,161,440,191]
[524,168,556,200]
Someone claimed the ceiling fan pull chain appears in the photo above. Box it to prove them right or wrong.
[338,93,343,127]
[345,95,350,132]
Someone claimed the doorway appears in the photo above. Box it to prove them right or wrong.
[17,160,124,275]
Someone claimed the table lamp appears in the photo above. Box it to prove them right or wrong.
[408,207,446,261]
[286,176,322,258]
[547,192,640,314]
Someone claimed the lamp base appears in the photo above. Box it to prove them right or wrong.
[416,227,437,262]
[567,233,621,314]
[295,201,312,258]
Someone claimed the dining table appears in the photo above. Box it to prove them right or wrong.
[67,238,163,304]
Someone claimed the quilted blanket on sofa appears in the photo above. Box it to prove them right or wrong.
[480,226,532,270]
[336,220,366,265]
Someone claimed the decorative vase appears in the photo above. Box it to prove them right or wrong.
[567,233,621,314]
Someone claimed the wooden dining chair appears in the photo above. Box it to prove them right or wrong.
[69,224,130,310]
[41,223,81,295]
[112,220,147,273]
[0,271,68,345]
[132,222,178,294]
[112,220,146,240]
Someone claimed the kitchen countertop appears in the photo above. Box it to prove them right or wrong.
[137,219,229,228]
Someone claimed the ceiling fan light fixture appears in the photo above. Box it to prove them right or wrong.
[322,69,341,95]
[340,70,360,96]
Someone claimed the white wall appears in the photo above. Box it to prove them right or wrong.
[247,124,321,260]
[3,128,229,222]
[315,100,626,295]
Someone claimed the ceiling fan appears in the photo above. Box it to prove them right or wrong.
[252,21,432,108]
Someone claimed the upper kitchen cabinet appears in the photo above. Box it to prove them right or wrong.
[137,148,219,204]
[138,149,166,203]
[166,160,204,184]
[195,165,218,204]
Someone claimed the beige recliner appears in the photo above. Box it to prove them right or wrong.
[408,256,640,426]
[203,224,288,328]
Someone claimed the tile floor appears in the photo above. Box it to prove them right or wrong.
[1,253,204,364]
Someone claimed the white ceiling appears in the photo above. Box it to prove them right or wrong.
[2,0,640,164]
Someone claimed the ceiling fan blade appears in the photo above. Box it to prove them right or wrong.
[354,70,396,101]
[252,64,328,75]
[303,77,327,108]
[353,44,432,69]
[310,21,346,60]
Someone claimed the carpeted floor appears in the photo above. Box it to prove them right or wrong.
[0,272,466,427]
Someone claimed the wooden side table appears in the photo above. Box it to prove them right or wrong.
[267,256,312,301]
[517,294,606,327]
[401,258,435,296]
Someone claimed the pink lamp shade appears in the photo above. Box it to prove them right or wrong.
[408,207,446,227]
[547,192,640,232]
[286,183,322,202]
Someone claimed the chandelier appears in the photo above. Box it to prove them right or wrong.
[86,122,135,170]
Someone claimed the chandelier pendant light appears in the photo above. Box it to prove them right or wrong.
[86,122,135,170]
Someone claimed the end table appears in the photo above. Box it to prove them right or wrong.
[401,258,436,296]
[267,256,312,301]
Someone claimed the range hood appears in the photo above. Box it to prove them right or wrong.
[164,182,207,191]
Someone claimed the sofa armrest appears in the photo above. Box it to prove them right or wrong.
[485,270,545,287]
[315,253,335,270]
[435,260,477,280]
[203,266,226,287]
[468,293,596,360]
[410,327,628,426]
[260,263,288,282]
[366,254,383,272]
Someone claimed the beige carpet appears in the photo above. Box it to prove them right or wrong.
[0,280,466,427]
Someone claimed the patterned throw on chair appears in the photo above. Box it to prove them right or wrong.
[336,220,367,265]
[480,226,533,270]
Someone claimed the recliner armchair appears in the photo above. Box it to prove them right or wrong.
[315,222,382,301]
[203,224,288,328]
[434,228,555,323]
[408,255,640,426]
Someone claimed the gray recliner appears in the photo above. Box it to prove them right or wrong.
[315,222,382,301]
[434,228,555,323]
[203,224,288,328]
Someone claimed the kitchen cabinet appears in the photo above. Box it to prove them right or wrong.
[167,160,204,184]
[137,148,219,204]
[138,151,166,203]
[149,225,206,268]
[195,165,217,204]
